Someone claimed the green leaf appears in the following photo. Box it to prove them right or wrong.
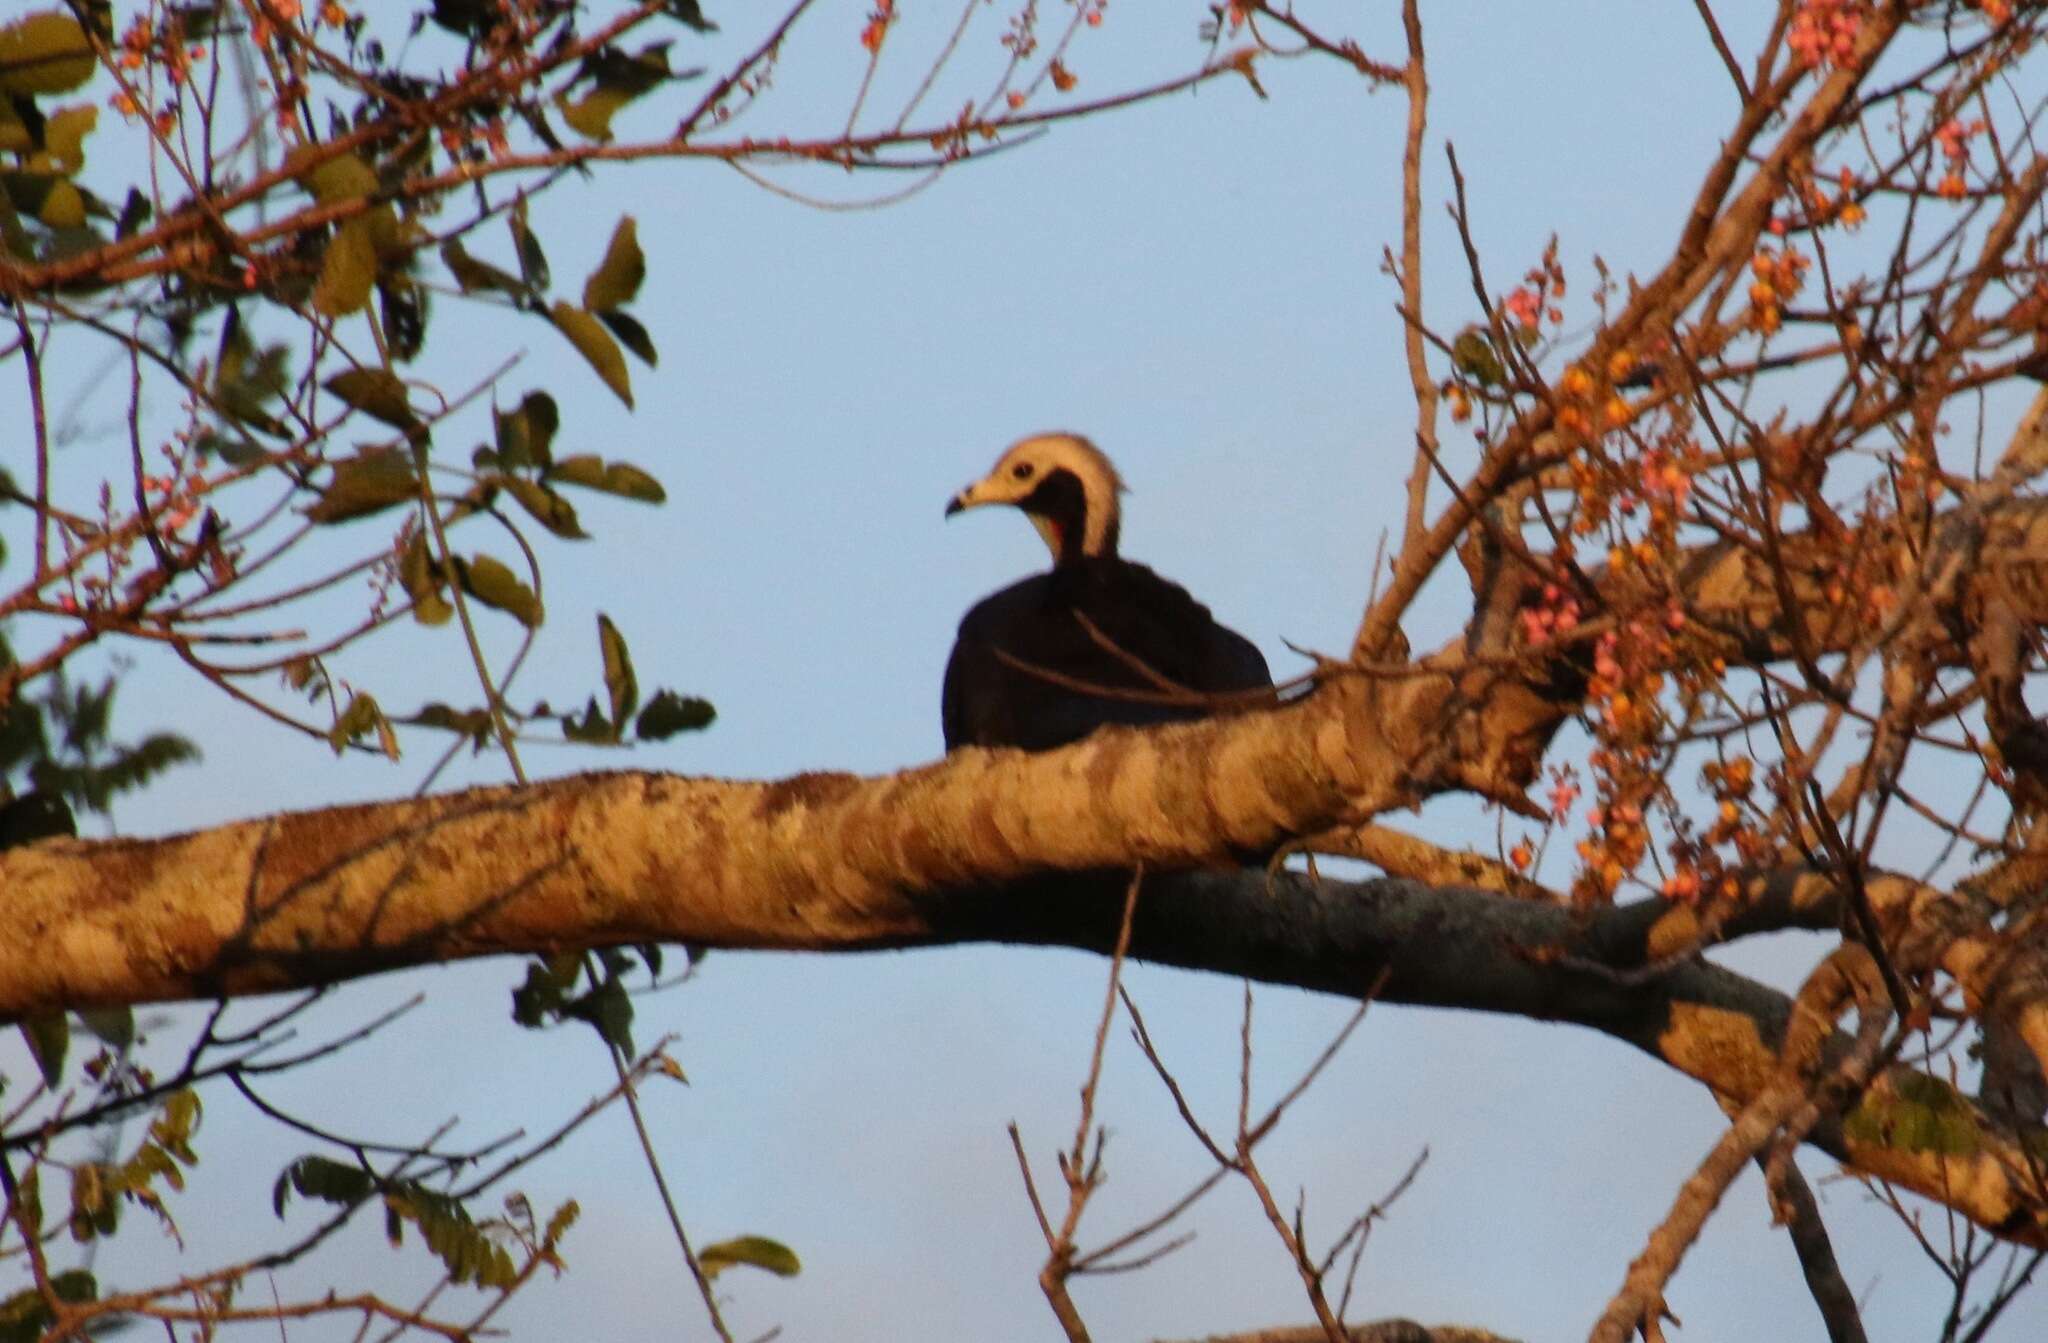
[213,304,250,383]
[547,302,632,407]
[1842,1074,1984,1155]
[1450,326,1507,388]
[631,943,665,981]
[510,201,549,290]
[548,455,665,502]
[400,702,494,748]
[543,1199,580,1249]
[598,308,658,366]
[151,1089,202,1159]
[76,1006,133,1049]
[557,43,679,141]
[67,1160,117,1242]
[328,692,396,757]
[287,147,379,204]
[42,102,93,173]
[0,12,95,97]
[457,553,543,627]
[19,1013,67,1088]
[0,1268,96,1343]
[582,216,644,310]
[493,391,559,468]
[0,96,34,156]
[441,238,526,296]
[2,171,64,220]
[558,85,634,142]
[196,429,264,466]
[213,307,291,438]
[323,367,419,429]
[307,452,415,522]
[400,531,453,624]
[429,0,497,37]
[34,176,81,228]
[386,1187,518,1288]
[511,953,583,1028]
[575,975,635,1055]
[561,695,615,743]
[635,689,715,740]
[0,189,30,260]
[273,1155,375,1217]
[664,0,718,33]
[698,1235,801,1281]
[598,615,638,729]
[28,718,198,816]
[504,478,586,539]
[0,172,106,233]
[313,215,379,317]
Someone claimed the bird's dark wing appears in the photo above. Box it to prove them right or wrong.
[1204,621,1272,694]
[942,620,1008,751]
[1068,559,1270,698]
[942,562,1270,752]
[941,637,968,751]
[945,574,1091,751]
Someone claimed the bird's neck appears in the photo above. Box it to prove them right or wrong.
[1026,471,1119,566]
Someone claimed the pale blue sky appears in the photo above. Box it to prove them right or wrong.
[7,3,2041,1341]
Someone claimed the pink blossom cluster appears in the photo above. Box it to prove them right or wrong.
[1637,450,1691,509]
[1935,118,1984,164]
[1787,0,1863,70]
[1519,583,1582,648]
[1503,286,1543,329]
[1546,772,1580,822]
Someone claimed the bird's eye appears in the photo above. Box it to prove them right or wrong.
[1011,462,1035,481]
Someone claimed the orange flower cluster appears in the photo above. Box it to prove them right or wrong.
[1934,117,1984,200]
[1002,7,1039,59]
[1746,245,1809,334]
[1701,756,1758,853]
[1553,364,1634,441]
[110,16,207,129]
[1654,756,1764,905]
[140,472,203,534]
[1509,766,1581,875]
[1788,165,1866,230]
[860,0,895,55]
[1553,352,1677,543]
[1572,616,1685,905]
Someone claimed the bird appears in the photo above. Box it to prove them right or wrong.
[941,432,1273,752]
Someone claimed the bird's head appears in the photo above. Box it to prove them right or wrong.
[945,432,1124,565]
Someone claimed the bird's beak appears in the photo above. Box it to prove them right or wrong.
[945,475,998,519]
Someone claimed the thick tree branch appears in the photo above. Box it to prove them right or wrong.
[5,743,2044,1249]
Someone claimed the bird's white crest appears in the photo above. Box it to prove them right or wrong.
[949,432,1125,560]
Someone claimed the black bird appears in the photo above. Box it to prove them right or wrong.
[942,433,1272,752]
